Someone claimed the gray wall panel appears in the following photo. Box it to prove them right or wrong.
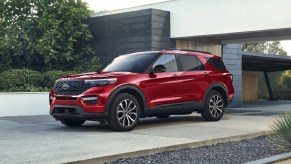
[88,9,171,67]
[222,44,242,107]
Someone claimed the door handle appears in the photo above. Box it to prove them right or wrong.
[172,74,181,78]
[203,72,209,76]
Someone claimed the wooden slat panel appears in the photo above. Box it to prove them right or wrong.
[176,40,221,56]
[242,72,258,102]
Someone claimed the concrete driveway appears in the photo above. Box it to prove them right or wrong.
[0,100,290,164]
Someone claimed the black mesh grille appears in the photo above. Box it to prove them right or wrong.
[54,108,79,115]
[55,80,90,95]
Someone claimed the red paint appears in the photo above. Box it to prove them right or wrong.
[50,50,234,115]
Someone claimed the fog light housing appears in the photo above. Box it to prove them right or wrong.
[82,96,98,104]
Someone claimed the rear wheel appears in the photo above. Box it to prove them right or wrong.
[201,90,225,121]
[60,119,85,127]
[108,93,140,131]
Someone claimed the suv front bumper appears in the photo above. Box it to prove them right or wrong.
[50,105,109,121]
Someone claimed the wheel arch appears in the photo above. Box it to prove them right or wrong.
[203,83,229,106]
[105,84,147,114]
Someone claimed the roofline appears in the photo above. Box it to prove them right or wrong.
[242,51,291,60]
[90,0,175,17]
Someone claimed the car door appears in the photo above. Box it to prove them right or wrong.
[178,54,210,103]
[141,54,185,108]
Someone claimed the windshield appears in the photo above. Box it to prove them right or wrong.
[103,52,159,73]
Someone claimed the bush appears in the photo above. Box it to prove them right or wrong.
[270,112,291,148]
[42,70,77,88]
[0,69,42,92]
[0,69,88,92]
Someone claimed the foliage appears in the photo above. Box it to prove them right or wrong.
[0,69,42,91]
[73,56,101,73]
[0,69,77,92]
[281,71,291,90]
[270,112,291,148]
[0,0,96,71]
[243,41,287,55]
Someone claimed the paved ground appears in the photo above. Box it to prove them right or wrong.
[0,100,290,164]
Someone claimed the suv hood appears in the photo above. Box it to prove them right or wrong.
[59,72,135,80]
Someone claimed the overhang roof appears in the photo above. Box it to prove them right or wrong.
[242,52,291,72]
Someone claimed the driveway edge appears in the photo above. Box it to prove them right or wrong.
[68,130,272,164]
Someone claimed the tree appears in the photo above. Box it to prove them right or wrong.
[243,41,287,55]
[0,0,97,72]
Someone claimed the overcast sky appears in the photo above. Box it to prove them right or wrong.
[83,0,291,55]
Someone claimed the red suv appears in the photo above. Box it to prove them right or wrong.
[49,49,234,131]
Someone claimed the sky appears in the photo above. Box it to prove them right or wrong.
[83,0,291,55]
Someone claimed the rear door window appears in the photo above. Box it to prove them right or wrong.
[179,55,205,71]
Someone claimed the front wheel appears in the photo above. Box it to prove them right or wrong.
[108,93,140,131]
[201,90,225,121]
[60,119,85,127]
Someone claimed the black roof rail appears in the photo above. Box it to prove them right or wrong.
[166,48,212,55]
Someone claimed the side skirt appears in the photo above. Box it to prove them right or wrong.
[142,101,203,117]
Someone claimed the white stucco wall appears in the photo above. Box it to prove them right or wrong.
[91,0,291,39]
[0,93,49,117]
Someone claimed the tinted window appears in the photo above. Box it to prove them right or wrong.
[180,55,205,71]
[206,58,227,71]
[103,52,158,73]
[152,54,178,72]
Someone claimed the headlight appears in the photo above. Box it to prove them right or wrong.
[84,78,117,87]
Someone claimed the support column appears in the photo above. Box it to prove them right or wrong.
[263,71,276,101]
[222,44,242,108]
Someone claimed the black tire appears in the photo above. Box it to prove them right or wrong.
[108,93,140,131]
[156,115,170,119]
[201,90,225,121]
[60,119,85,127]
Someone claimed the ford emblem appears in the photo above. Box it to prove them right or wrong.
[62,83,70,90]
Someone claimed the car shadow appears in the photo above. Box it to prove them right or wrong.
[50,115,207,132]
[135,115,205,130]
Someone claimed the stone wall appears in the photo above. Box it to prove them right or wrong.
[222,44,242,107]
[88,9,171,67]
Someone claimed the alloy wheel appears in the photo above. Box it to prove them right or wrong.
[117,99,138,127]
[209,95,224,118]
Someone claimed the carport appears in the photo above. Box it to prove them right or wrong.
[242,51,291,101]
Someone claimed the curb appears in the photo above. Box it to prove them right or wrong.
[246,152,291,164]
[67,131,272,164]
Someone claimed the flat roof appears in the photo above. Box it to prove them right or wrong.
[90,0,291,40]
[242,51,291,72]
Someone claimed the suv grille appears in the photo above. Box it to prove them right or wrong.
[55,80,90,95]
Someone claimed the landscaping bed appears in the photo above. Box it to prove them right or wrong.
[110,136,291,164]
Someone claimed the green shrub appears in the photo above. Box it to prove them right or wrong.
[73,56,101,73]
[270,112,291,148]
[41,70,77,88]
[0,69,42,91]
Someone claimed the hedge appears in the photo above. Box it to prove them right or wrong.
[0,69,76,92]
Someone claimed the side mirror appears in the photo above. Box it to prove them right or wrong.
[150,65,167,73]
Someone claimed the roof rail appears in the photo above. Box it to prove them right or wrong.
[167,48,212,55]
